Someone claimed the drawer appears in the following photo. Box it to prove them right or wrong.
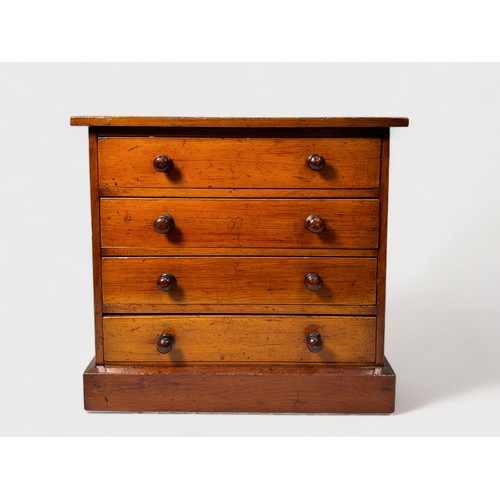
[101,198,379,251]
[103,315,376,365]
[101,256,377,309]
[98,137,381,189]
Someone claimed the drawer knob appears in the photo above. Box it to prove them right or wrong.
[305,272,322,291]
[153,155,174,172]
[156,273,177,292]
[307,154,325,171]
[154,214,175,234]
[306,332,323,353]
[157,333,175,354]
[305,214,325,233]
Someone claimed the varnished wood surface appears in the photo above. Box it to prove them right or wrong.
[97,137,381,189]
[100,198,379,251]
[376,132,390,366]
[103,304,377,315]
[71,116,409,128]
[103,315,376,365]
[89,132,104,364]
[83,356,396,413]
[101,256,377,309]
[74,116,406,413]
[100,247,379,257]
[97,187,380,199]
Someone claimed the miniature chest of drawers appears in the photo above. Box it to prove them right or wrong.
[71,116,408,413]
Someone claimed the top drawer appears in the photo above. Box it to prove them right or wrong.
[98,137,381,189]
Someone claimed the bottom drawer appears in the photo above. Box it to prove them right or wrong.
[103,315,376,365]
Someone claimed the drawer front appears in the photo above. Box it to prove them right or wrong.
[102,256,377,308]
[103,315,376,365]
[98,137,381,189]
[101,198,379,251]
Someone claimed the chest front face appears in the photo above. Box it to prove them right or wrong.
[72,116,408,413]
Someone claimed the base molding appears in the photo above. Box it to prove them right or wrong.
[83,358,396,413]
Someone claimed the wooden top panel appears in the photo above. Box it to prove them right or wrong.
[70,116,409,128]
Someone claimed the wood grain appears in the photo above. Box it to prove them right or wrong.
[83,357,396,413]
[101,256,377,309]
[376,131,390,366]
[73,116,406,413]
[88,132,104,364]
[97,187,380,198]
[71,116,409,128]
[100,247,379,257]
[97,137,381,189]
[102,304,377,315]
[100,198,379,251]
[103,315,376,365]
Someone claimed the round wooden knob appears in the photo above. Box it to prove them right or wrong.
[307,154,325,171]
[157,333,175,354]
[305,272,322,291]
[306,332,323,353]
[156,273,176,292]
[305,214,325,233]
[154,214,175,234]
[153,155,173,172]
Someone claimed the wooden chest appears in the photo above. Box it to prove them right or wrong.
[71,116,409,413]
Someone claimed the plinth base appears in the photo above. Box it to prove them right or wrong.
[84,358,396,413]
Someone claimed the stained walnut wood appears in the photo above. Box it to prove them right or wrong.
[306,332,323,353]
[157,333,175,354]
[71,116,409,128]
[305,214,325,233]
[307,154,325,171]
[156,273,176,292]
[103,315,376,365]
[100,198,379,251]
[153,214,175,234]
[305,272,323,291]
[97,137,381,189]
[83,357,396,413]
[152,155,173,172]
[101,256,377,308]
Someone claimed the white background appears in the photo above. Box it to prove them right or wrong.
[1,63,499,436]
